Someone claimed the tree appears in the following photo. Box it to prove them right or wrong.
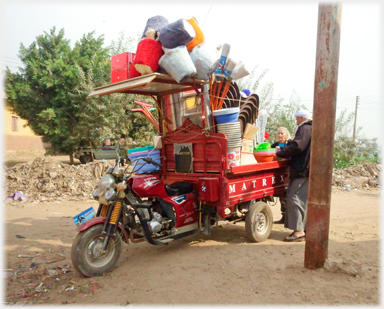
[5,28,157,164]
[108,31,140,56]
[5,27,110,163]
[236,65,307,140]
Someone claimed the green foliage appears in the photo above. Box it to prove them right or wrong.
[5,27,156,157]
[262,91,308,141]
[108,31,140,56]
[238,65,307,141]
[5,27,109,154]
[240,66,380,169]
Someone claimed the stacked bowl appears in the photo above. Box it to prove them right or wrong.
[217,122,242,167]
[253,143,276,163]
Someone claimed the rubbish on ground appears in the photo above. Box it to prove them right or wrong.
[4,157,120,202]
[48,269,58,276]
[16,235,26,239]
[6,191,28,202]
[4,271,13,278]
[45,257,66,264]
[18,255,35,258]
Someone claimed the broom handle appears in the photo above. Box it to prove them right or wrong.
[211,81,218,110]
[214,79,224,110]
[218,80,231,110]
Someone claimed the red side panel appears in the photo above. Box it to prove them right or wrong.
[162,193,198,228]
[132,175,168,199]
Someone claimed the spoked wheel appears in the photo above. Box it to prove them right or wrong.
[245,201,273,242]
[71,224,122,277]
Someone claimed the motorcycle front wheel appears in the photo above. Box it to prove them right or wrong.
[71,224,122,277]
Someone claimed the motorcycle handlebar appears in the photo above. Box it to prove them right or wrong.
[139,156,162,168]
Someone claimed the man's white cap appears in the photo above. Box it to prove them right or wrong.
[294,109,311,119]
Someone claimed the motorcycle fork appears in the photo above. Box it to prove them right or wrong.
[96,203,109,217]
[102,200,124,251]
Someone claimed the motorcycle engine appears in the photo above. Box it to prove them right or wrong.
[148,212,162,234]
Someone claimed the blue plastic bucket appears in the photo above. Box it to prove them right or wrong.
[212,107,240,124]
[128,150,161,174]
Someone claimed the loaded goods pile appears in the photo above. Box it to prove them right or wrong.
[115,15,264,167]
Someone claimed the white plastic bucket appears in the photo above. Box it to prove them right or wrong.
[227,147,241,167]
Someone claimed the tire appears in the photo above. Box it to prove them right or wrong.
[80,153,93,164]
[71,224,122,277]
[245,201,273,242]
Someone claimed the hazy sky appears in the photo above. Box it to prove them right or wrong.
[1,0,383,146]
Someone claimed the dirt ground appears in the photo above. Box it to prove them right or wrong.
[3,151,382,305]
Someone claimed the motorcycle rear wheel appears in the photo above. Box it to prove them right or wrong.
[71,224,122,277]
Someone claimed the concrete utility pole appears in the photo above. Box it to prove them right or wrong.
[304,3,342,269]
[353,95,359,142]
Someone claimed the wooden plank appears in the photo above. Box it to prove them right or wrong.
[87,74,157,97]
[87,73,209,98]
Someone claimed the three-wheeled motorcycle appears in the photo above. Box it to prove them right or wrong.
[71,73,289,277]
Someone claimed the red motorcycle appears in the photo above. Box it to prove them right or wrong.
[71,156,204,277]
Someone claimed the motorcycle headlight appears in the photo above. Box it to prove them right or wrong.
[105,188,116,201]
[94,175,117,203]
[99,174,116,189]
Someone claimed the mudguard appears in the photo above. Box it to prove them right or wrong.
[75,217,130,244]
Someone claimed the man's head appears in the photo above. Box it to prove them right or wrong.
[294,110,311,125]
[119,134,126,145]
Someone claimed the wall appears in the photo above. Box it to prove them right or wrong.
[3,103,45,150]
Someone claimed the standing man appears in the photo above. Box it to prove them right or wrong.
[117,134,135,160]
[275,110,312,242]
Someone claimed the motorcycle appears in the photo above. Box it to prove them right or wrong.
[71,153,202,277]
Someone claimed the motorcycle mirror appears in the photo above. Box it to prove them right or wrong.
[153,135,162,149]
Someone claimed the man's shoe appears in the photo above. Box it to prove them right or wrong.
[274,216,285,224]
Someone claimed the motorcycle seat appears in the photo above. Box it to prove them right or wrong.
[165,181,194,197]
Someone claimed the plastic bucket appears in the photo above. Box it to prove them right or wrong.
[253,153,275,163]
[253,148,276,153]
[227,147,241,168]
[213,107,240,124]
[253,149,276,163]
[255,142,271,151]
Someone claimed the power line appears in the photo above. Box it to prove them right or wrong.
[2,64,20,69]
[350,89,380,95]
[202,2,214,27]
[2,59,23,66]
[359,102,380,106]
[2,55,21,61]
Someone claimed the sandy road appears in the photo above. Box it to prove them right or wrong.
[4,188,380,305]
